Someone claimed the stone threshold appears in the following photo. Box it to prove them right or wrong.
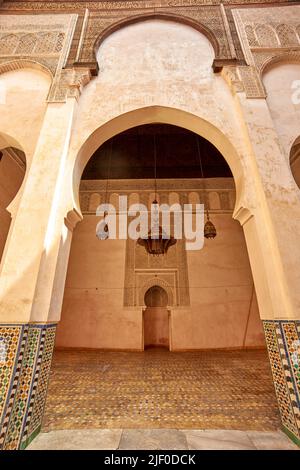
[27,428,299,450]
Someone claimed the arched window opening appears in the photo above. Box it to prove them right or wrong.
[290,137,300,189]
[0,146,26,262]
[144,285,168,307]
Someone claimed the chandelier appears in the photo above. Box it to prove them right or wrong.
[137,219,177,256]
[138,134,177,256]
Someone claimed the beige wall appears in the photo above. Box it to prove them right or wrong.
[56,207,264,351]
[0,68,50,158]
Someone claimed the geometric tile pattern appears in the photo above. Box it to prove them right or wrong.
[263,320,300,444]
[0,324,56,450]
[22,326,56,449]
[43,348,281,432]
[0,325,27,447]
[2,321,299,448]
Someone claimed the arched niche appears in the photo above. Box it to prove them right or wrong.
[92,14,219,70]
[0,65,52,160]
[290,136,300,189]
[262,60,300,161]
[144,285,168,308]
[96,19,215,87]
[0,143,26,263]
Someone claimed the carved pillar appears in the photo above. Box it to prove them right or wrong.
[0,97,78,449]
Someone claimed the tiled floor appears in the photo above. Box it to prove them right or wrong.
[42,348,281,432]
[27,429,299,450]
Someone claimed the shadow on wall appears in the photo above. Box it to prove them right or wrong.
[0,147,26,263]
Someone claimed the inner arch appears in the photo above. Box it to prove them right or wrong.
[71,106,245,219]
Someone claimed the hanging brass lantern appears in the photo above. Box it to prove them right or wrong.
[204,210,217,239]
[96,211,109,240]
[97,140,112,241]
[138,136,177,256]
[195,136,217,240]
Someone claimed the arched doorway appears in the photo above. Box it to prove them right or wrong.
[42,121,280,436]
[290,136,300,190]
[143,285,170,350]
[57,123,260,351]
[0,145,26,263]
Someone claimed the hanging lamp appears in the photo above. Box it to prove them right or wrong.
[97,139,112,240]
[196,136,217,239]
[137,132,177,255]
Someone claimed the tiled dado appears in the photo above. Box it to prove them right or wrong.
[0,323,56,450]
[263,320,300,446]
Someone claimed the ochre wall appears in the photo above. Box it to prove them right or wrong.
[56,211,265,351]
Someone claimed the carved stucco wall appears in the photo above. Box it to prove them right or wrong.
[0,13,89,101]
[0,4,299,103]
[232,6,300,94]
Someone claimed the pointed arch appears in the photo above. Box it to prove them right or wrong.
[71,106,245,225]
[0,59,53,81]
[93,12,219,63]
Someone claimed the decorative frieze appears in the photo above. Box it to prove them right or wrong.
[0,1,289,11]
[79,178,236,214]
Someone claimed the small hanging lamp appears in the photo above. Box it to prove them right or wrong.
[204,209,217,239]
[138,132,177,255]
[96,139,112,240]
[196,136,217,239]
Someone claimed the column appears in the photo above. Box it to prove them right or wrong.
[0,98,77,449]
[236,94,300,446]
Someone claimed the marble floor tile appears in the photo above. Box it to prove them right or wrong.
[118,429,188,450]
[27,429,298,450]
[27,429,122,450]
[246,430,299,450]
[183,429,256,450]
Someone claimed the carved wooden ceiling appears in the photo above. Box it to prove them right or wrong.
[82,124,232,180]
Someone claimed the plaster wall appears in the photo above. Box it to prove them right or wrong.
[0,68,50,157]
